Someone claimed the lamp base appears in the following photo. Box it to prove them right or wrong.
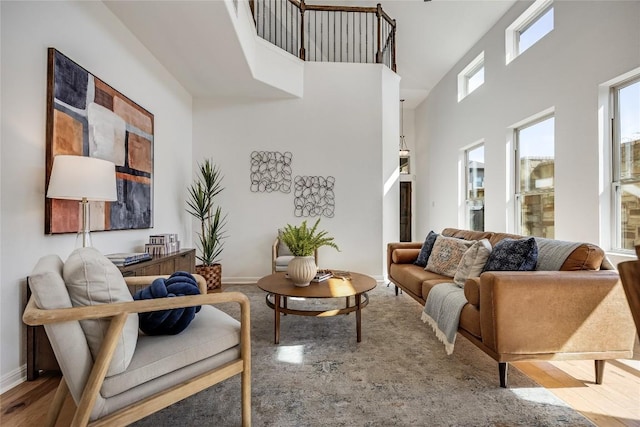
[76,199,92,248]
[75,230,92,248]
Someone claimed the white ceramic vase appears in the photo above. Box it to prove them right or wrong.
[287,256,317,287]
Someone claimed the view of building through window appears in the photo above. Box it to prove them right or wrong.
[518,6,553,54]
[615,78,640,250]
[466,144,485,231]
[516,116,555,238]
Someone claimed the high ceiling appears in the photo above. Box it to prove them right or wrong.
[105,0,517,109]
[375,0,516,108]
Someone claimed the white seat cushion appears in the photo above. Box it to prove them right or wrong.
[28,255,94,406]
[275,255,294,271]
[100,304,241,397]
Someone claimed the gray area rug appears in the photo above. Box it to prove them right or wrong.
[133,283,591,426]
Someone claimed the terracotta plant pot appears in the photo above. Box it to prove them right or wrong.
[287,256,317,287]
[196,264,222,292]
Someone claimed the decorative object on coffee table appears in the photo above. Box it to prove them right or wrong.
[279,218,339,286]
[187,159,227,292]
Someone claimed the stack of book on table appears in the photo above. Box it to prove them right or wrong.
[145,233,180,256]
[106,252,151,267]
[311,270,333,282]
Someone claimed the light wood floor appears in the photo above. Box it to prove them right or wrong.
[2,353,639,426]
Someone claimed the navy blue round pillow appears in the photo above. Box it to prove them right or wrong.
[133,271,201,335]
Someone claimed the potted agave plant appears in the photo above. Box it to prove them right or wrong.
[186,159,227,292]
[279,218,339,287]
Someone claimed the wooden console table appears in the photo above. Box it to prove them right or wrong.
[26,249,196,381]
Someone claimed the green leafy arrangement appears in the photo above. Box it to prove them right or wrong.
[279,218,339,257]
[186,159,227,266]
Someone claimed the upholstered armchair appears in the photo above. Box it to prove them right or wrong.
[272,233,318,273]
[23,248,251,426]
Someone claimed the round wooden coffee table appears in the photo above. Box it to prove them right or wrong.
[257,271,376,344]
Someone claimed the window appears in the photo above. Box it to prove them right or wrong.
[515,116,555,238]
[465,144,485,231]
[458,52,484,101]
[506,0,554,64]
[400,156,410,174]
[613,78,640,251]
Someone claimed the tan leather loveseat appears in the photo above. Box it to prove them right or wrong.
[387,228,635,388]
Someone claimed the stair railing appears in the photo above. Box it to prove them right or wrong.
[250,0,397,72]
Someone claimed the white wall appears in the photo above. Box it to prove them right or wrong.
[193,62,399,282]
[415,0,640,246]
[0,1,193,391]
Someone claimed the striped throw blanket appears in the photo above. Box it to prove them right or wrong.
[421,282,467,355]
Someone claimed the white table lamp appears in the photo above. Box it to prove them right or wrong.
[47,155,118,247]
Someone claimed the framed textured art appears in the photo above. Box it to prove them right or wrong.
[45,48,154,234]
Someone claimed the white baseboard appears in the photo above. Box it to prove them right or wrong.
[1,365,26,394]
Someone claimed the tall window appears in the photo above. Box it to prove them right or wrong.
[516,116,555,238]
[613,78,640,251]
[506,0,554,64]
[465,144,485,231]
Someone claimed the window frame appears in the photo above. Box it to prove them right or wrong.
[457,52,485,102]
[612,76,640,252]
[514,114,555,237]
[506,0,554,64]
[465,143,485,231]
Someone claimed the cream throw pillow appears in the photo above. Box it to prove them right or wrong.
[425,235,475,277]
[453,239,493,287]
[63,247,138,377]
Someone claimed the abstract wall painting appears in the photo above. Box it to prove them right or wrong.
[293,176,335,218]
[45,48,154,234]
[249,151,292,193]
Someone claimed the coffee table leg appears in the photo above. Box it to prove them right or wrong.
[274,294,281,344]
[356,293,362,342]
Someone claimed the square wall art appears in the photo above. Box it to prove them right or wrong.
[45,48,154,234]
[294,175,335,218]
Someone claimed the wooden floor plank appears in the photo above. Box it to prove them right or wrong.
[513,359,640,427]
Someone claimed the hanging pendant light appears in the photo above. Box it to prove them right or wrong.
[399,99,410,156]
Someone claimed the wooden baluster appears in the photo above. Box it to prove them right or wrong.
[299,0,306,60]
[376,3,382,64]
[391,20,397,72]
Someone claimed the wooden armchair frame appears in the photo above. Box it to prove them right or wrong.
[22,275,251,427]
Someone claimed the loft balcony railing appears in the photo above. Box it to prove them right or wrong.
[250,0,397,72]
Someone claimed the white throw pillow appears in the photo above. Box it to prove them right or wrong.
[425,235,475,277]
[63,247,138,377]
[453,239,493,287]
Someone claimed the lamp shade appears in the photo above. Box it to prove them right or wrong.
[47,155,118,201]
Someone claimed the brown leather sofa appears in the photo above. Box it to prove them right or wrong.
[387,228,635,387]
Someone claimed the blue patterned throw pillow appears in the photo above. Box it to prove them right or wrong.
[414,231,439,267]
[482,237,538,272]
